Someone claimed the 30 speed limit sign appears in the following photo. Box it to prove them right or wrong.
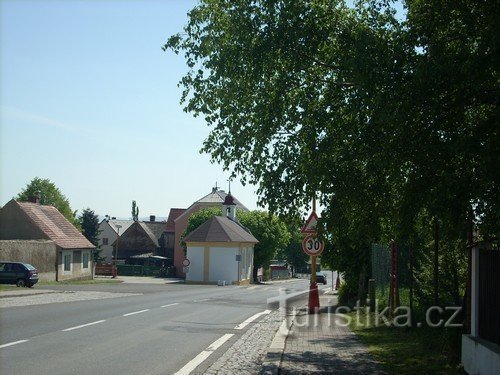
[302,234,325,256]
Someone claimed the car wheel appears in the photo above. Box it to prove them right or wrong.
[16,279,26,287]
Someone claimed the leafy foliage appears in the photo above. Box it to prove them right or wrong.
[166,0,498,303]
[131,200,139,221]
[78,208,102,261]
[237,210,291,279]
[16,177,79,227]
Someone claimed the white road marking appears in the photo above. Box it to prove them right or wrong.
[62,320,106,332]
[123,309,149,317]
[174,333,234,375]
[193,299,210,302]
[161,303,179,308]
[234,310,271,330]
[0,340,29,349]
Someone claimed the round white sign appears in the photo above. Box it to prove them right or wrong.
[302,235,325,256]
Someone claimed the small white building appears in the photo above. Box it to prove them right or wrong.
[97,219,133,262]
[184,194,258,285]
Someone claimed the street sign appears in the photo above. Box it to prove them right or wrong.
[182,258,191,267]
[183,266,189,273]
[301,212,319,234]
[302,234,324,256]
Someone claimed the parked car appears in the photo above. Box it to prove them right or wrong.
[316,272,327,285]
[0,262,39,287]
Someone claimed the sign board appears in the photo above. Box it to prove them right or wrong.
[302,234,325,256]
[183,266,189,273]
[301,212,319,234]
[182,258,191,267]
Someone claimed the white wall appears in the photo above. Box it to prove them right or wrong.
[209,246,238,284]
[97,222,117,262]
[186,246,205,282]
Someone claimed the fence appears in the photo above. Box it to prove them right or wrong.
[478,245,500,345]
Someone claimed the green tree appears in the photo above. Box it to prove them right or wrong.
[165,0,498,302]
[237,210,291,282]
[79,208,100,246]
[131,200,139,221]
[16,177,78,226]
[78,208,102,262]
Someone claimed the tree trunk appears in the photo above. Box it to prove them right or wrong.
[433,217,439,306]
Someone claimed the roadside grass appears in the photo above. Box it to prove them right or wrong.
[0,284,18,291]
[38,278,123,286]
[348,311,465,374]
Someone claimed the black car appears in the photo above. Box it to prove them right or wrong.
[0,262,39,287]
[316,272,327,285]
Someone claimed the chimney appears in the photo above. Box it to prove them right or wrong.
[28,195,40,204]
[150,215,156,222]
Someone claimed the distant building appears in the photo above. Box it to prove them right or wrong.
[97,219,133,262]
[172,187,249,278]
[0,198,95,281]
[184,194,257,285]
[111,216,170,265]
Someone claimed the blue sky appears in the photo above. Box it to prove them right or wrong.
[0,0,261,218]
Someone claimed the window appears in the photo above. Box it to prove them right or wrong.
[82,252,90,269]
[102,238,109,245]
[63,252,72,274]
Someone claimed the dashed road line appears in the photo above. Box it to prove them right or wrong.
[62,320,106,332]
[174,333,234,375]
[0,340,29,349]
[234,310,271,330]
[161,303,180,308]
[123,309,150,317]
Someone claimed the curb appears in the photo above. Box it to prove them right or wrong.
[259,310,298,375]
[0,289,58,299]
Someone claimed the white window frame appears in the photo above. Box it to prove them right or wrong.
[82,251,90,269]
[62,251,73,275]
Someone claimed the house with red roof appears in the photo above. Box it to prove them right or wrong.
[0,198,95,281]
[172,187,249,278]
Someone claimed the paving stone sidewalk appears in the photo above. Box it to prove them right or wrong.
[259,292,386,375]
[204,310,283,375]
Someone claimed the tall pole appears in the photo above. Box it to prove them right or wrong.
[308,195,320,314]
[113,225,121,278]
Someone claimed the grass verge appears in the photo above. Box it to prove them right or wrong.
[38,278,123,286]
[348,311,465,374]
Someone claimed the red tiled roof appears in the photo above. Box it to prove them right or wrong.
[17,201,94,249]
[165,208,186,232]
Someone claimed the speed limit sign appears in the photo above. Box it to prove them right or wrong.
[302,234,325,256]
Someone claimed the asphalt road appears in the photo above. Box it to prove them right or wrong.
[0,278,322,375]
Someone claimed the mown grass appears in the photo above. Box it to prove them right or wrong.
[348,310,465,374]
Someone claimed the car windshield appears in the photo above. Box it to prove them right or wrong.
[24,264,36,270]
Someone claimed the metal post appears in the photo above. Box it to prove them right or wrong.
[113,225,121,278]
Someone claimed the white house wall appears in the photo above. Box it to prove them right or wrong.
[98,222,117,262]
[186,246,205,282]
[209,247,238,284]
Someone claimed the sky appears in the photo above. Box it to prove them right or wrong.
[0,0,262,219]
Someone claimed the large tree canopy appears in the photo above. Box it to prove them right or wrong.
[16,177,79,226]
[165,0,498,237]
[166,0,498,303]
